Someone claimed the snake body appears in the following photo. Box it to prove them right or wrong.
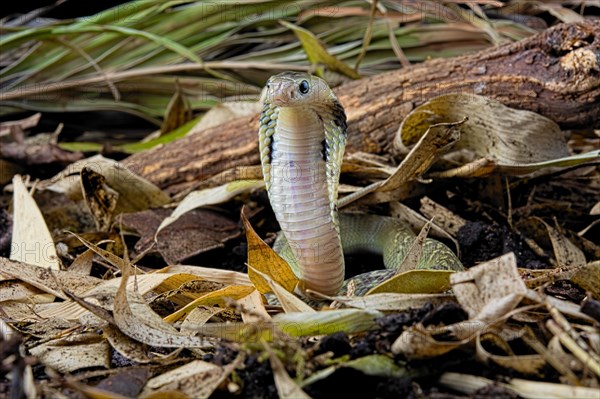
[259,72,463,296]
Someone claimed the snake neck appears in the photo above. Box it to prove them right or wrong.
[265,107,345,295]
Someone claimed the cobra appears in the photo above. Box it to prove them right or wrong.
[258,72,463,296]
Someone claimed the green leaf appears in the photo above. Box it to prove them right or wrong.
[344,355,407,378]
[279,20,361,79]
[274,309,383,336]
[118,116,202,153]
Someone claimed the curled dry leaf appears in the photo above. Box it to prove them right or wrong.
[381,120,463,191]
[68,249,94,275]
[41,155,170,212]
[347,120,463,206]
[571,261,600,297]
[392,253,529,359]
[391,323,476,359]
[450,252,527,319]
[475,332,546,376]
[102,324,160,364]
[396,93,569,164]
[537,218,587,269]
[235,288,272,323]
[139,360,225,399]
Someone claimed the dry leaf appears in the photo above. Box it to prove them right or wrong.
[140,360,224,399]
[450,252,527,319]
[123,208,240,264]
[475,332,546,376]
[396,94,569,164]
[163,285,255,323]
[248,265,314,313]
[264,342,311,399]
[156,180,263,236]
[189,101,263,133]
[235,288,272,322]
[161,82,192,134]
[242,211,299,294]
[331,293,455,311]
[42,155,170,212]
[366,270,454,295]
[160,265,251,287]
[0,257,101,300]
[29,338,110,373]
[113,269,215,348]
[439,372,600,399]
[9,175,59,271]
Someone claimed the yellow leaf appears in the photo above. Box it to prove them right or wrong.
[164,285,255,323]
[242,211,298,294]
[366,270,454,295]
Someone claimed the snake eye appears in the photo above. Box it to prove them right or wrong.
[298,80,310,94]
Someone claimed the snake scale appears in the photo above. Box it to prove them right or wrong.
[258,72,463,296]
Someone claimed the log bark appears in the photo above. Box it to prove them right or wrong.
[124,21,600,194]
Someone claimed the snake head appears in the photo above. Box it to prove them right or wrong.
[265,72,334,108]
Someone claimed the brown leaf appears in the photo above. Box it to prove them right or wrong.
[161,82,192,134]
[0,135,83,166]
[94,367,151,398]
[121,208,241,263]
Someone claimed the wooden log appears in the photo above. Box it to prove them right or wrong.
[124,21,600,194]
